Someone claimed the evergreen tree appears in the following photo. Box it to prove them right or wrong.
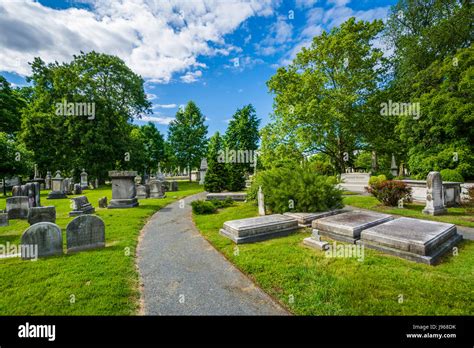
[204,132,227,192]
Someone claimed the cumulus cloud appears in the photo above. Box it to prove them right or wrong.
[255,15,293,56]
[180,70,202,83]
[0,0,277,82]
[138,115,175,125]
[154,104,177,109]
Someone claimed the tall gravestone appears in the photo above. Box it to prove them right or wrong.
[107,171,139,208]
[21,222,63,259]
[199,158,207,185]
[390,154,398,177]
[47,171,67,199]
[66,215,105,253]
[149,179,165,198]
[258,186,266,216]
[80,169,88,189]
[423,171,447,216]
[45,171,52,190]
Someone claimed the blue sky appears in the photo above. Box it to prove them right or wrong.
[0,0,396,138]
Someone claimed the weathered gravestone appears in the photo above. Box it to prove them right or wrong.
[21,222,63,259]
[47,171,67,199]
[0,212,8,227]
[80,169,88,189]
[27,206,56,225]
[69,196,95,216]
[136,184,150,199]
[66,215,105,253]
[6,197,29,219]
[303,229,329,251]
[149,179,165,198]
[73,183,82,195]
[45,171,52,190]
[108,171,139,208]
[163,181,178,192]
[199,158,207,185]
[422,171,447,216]
[98,197,108,208]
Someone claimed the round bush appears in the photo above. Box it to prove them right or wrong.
[191,200,217,214]
[440,169,464,183]
[366,180,412,206]
[249,165,343,213]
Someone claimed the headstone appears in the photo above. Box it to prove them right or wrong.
[21,222,63,259]
[26,183,36,208]
[220,214,299,244]
[136,184,150,199]
[422,171,447,216]
[98,197,108,208]
[258,186,265,216]
[32,182,40,207]
[303,229,329,250]
[69,196,95,216]
[80,169,88,189]
[107,171,139,208]
[390,154,398,177]
[6,197,29,219]
[66,215,105,253]
[47,171,67,199]
[63,178,71,195]
[339,172,371,193]
[45,171,52,190]
[0,212,8,227]
[359,217,462,265]
[199,158,208,185]
[27,206,56,225]
[11,185,21,197]
[149,180,165,198]
[74,183,82,195]
[95,178,99,189]
[312,210,393,243]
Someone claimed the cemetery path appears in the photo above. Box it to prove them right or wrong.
[137,192,288,315]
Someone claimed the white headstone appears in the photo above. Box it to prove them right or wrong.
[258,186,265,216]
[422,171,447,216]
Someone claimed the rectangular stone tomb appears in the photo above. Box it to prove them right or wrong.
[28,206,56,225]
[207,192,247,201]
[358,217,462,265]
[283,210,345,227]
[69,196,95,216]
[108,171,139,208]
[312,210,393,243]
[220,214,299,244]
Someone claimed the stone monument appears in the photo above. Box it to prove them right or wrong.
[0,212,8,227]
[45,171,52,190]
[69,196,95,216]
[66,215,105,253]
[258,186,265,216]
[107,171,139,208]
[423,171,447,216]
[21,222,63,259]
[199,158,208,185]
[47,171,67,199]
[390,154,398,177]
[6,196,29,219]
[80,169,88,189]
[149,179,165,198]
[27,206,56,225]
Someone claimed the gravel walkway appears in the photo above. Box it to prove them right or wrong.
[137,192,288,315]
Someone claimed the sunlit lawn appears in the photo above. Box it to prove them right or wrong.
[193,202,474,315]
[0,182,203,315]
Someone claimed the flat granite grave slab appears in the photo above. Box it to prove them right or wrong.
[207,192,247,201]
[313,210,393,243]
[284,210,345,227]
[358,217,462,265]
[220,214,299,244]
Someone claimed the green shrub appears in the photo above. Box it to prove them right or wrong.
[191,200,217,214]
[440,169,464,182]
[208,197,234,209]
[249,165,343,213]
[204,172,226,192]
[368,175,387,187]
[366,180,412,206]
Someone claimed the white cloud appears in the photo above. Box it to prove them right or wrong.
[139,115,175,125]
[295,0,318,9]
[146,93,157,100]
[180,70,202,83]
[224,56,264,71]
[0,0,278,82]
[255,15,293,56]
[154,103,177,109]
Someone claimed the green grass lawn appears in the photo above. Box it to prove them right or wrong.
[193,202,474,315]
[0,182,203,315]
[343,195,474,228]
